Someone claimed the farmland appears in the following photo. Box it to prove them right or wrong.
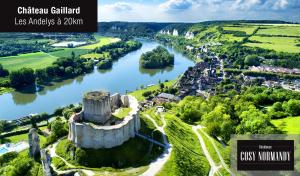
[245,36,300,53]
[256,25,300,36]
[0,35,118,71]
[222,25,258,35]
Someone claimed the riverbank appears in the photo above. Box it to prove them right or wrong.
[0,39,194,120]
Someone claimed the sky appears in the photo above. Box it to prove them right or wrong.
[98,0,300,23]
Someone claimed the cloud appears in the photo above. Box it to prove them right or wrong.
[105,2,133,12]
[159,0,194,12]
[98,0,300,22]
[231,0,299,10]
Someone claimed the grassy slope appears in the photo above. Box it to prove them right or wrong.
[272,116,300,134]
[256,26,300,36]
[223,26,258,35]
[157,113,210,176]
[1,133,46,146]
[78,36,120,49]
[0,52,58,71]
[245,35,300,53]
[129,80,176,101]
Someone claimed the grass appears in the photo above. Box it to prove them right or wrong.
[256,26,300,37]
[113,107,132,119]
[272,116,300,134]
[52,157,68,170]
[142,108,163,127]
[219,34,245,42]
[0,35,118,71]
[223,25,258,35]
[0,52,58,71]
[1,133,46,146]
[157,113,210,176]
[245,36,300,53]
[197,129,221,165]
[80,53,102,59]
[78,36,120,49]
[56,137,163,168]
[129,80,176,101]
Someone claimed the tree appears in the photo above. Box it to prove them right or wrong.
[159,83,165,89]
[51,120,68,137]
[283,99,300,116]
[0,120,8,134]
[236,105,275,134]
[0,64,9,77]
[202,105,234,141]
[244,55,260,66]
[9,68,35,88]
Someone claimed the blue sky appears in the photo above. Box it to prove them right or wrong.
[98,0,300,22]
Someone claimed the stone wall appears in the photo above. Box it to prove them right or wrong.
[68,95,141,149]
[110,93,121,111]
[83,92,111,124]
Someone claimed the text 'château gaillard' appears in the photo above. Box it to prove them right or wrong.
[17,7,81,15]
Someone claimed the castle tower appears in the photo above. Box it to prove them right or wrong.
[28,128,40,160]
[83,91,111,124]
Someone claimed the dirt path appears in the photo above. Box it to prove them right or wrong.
[47,139,95,176]
[141,114,172,176]
[192,125,222,176]
[198,127,231,174]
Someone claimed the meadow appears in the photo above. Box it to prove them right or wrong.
[256,25,300,36]
[0,35,118,71]
[272,116,300,134]
[222,25,258,35]
[245,35,300,53]
[0,52,57,71]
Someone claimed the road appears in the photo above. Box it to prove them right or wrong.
[141,113,172,176]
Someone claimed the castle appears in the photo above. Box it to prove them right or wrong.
[68,91,140,149]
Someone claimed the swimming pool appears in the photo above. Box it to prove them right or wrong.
[0,147,8,155]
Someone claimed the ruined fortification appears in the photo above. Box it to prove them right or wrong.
[68,91,140,149]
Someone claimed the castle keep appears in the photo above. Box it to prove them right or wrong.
[68,91,140,149]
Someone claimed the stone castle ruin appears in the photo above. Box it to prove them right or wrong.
[28,128,40,160]
[68,91,140,149]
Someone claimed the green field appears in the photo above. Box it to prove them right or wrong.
[220,34,245,42]
[0,52,58,71]
[0,35,118,71]
[1,133,46,146]
[245,36,300,53]
[272,116,300,134]
[223,25,258,35]
[129,80,176,101]
[78,36,120,49]
[80,53,102,59]
[256,26,300,36]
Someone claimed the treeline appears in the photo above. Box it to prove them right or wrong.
[2,53,94,89]
[95,40,142,69]
[0,40,52,57]
[140,46,174,69]
[243,71,300,80]
[216,43,300,69]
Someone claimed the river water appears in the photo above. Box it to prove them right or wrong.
[0,39,194,120]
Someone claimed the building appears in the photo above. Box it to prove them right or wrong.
[155,93,180,103]
[68,91,140,149]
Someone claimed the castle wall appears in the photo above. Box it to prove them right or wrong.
[110,93,121,111]
[83,93,111,124]
[68,95,141,149]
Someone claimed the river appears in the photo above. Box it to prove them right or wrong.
[0,39,194,120]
